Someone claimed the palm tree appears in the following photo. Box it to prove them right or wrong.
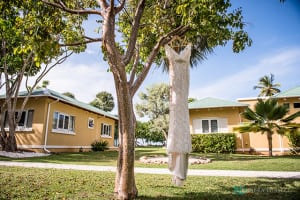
[235,98,300,156]
[253,73,281,97]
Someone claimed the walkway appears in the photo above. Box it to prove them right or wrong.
[1,161,299,179]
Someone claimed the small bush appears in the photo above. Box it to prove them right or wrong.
[91,140,109,152]
[286,130,300,154]
[191,133,236,153]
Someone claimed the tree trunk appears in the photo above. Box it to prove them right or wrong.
[1,101,17,152]
[267,132,273,156]
[113,77,137,200]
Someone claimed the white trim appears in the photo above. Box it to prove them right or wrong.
[237,97,268,101]
[44,99,59,153]
[18,145,116,150]
[236,148,291,152]
[101,135,112,139]
[52,129,76,135]
[192,118,228,133]
[18,145,91,149]
[88,117,94,129]
[279,135,284,153]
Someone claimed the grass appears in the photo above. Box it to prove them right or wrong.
[0,147,299,171]
[1,166,299,200]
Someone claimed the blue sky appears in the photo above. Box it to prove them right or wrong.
[18,0,300,115]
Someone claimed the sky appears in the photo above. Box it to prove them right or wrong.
[10,0,300,116]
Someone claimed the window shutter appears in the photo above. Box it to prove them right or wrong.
[192,119,202,133]
[218,118,228,133]
[26,110,34,128]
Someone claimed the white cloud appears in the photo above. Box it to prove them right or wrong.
[17,61,117,113]
[190,47,300,100]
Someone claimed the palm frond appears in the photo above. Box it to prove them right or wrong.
[282,111,300,123]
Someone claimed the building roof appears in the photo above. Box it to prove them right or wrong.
[6,88,118,120]
[274,85,300,98]
[189,97,248,109]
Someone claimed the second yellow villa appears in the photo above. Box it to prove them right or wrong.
[189,86,300,155]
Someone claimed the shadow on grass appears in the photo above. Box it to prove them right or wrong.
[136,178,300,200]
[193,153,300,162]
[0,151,119,165]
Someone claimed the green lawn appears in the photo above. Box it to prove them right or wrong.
[1,166,299,200]
[0,147,299,171]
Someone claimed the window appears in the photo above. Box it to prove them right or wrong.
[202,120,209,133]
[4,110,34,131]
[193,118,228,134]
[283,103,290,110]
[211,120,218,132]
[52,112,75,134]
[88,118,94,129]
[101,123,112,137]
[294,103,300,108]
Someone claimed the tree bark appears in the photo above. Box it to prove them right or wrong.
[101,3,141,199]
[113,76,137,200]
[267,132,273,156]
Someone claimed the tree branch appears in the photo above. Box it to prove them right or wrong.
[26,50,74,91]
[115,0,126,14]
[130,25,190,96]
[42,0,102,15]
[97,0,108,9]
[123,0,145,65]
[59,36,102,47]
[128,45,140,86]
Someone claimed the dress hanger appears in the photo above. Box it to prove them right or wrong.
[169,36,189,53]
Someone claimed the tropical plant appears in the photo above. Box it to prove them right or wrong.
[91,140,109,151]
[90,91,115,112]
[234,98,300,156]
[253,73,281,97]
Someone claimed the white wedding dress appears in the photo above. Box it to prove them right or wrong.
[165,43,192,186]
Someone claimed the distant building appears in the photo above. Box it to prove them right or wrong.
[189,86,300,155]
[0,89,118,153]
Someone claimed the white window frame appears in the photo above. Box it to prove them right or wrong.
[4,110,34,132]
[101,123,112,138]
[88,118,94,129]
[52,111,75,134]
[193,118,228,134]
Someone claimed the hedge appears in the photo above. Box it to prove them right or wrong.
[191,133,236,153]
[286,130,300,154]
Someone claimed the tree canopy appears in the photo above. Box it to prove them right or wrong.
[136,83,169,140]
[90,91,115,112]
[0,0,93,151]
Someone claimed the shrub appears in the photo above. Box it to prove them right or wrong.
[191,133,236,153]
[286,130,300,154]
[91,140,109,152]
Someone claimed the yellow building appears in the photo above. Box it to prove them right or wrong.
[237,86,300,154]
[189,86,300,155]
[189,97,250,152]
[0,89,118,153]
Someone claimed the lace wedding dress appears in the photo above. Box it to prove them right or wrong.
[165,43,192,186]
